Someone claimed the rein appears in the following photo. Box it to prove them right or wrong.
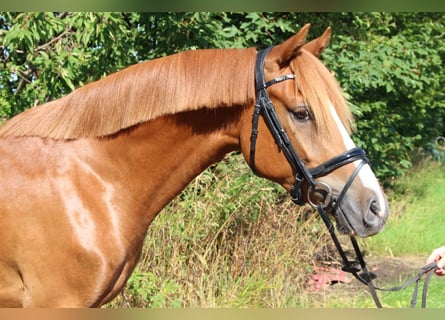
[250,47,438,308]
[316,202,438,308]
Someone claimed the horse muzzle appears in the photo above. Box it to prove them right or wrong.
[307,161,389,238]
[332,194,389,237]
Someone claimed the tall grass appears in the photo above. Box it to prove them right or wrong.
[107,152,331,307]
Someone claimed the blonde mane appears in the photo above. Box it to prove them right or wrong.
[0,48,257,140]
[0,45,352,141]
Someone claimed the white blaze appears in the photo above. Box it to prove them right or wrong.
[329,104,387,214]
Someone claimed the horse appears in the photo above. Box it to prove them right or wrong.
[0,24,389,307]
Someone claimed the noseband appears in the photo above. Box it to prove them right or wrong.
[250,47,369,207]
[249,47,437,308]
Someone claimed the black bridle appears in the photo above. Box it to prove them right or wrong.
[250,47,437,308]
[250,46,369,207]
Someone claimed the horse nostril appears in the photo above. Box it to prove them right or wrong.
[363,199,383,229]
[370,200,380,216]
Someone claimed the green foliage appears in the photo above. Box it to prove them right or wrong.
[1,12,444,181]
[1,12,139,116]
[122,269,181,307]
[322,13,445,182]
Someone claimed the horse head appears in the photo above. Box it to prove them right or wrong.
[240,24,389,237]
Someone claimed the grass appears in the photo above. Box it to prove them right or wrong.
[365,160,445,256]
[106,154,445,308]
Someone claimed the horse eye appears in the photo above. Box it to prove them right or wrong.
[292,108,312,122]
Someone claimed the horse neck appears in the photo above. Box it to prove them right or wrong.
[94,107,244,230]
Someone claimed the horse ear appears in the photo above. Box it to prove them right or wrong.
[269,23,310,68]
[303,27,331,57]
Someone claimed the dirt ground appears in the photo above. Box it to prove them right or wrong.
[308,255,425,287]
[304,234,432,297]
[359,255,427,286]
[305,252,430,307]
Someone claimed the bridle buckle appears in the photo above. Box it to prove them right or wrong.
[307,181,332,208]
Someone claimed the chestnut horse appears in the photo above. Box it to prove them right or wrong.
[0,24,388,307]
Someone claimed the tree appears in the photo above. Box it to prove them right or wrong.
[322,13,445,180]
[1,12,444,182]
